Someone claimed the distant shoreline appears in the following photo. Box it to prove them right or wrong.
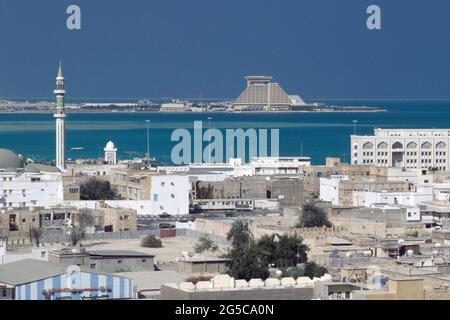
[0,109,388,114]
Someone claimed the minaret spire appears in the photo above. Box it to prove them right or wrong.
[54,62,66,171]
[57,61,64,79]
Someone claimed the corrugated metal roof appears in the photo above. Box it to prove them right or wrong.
[0,259,68,285]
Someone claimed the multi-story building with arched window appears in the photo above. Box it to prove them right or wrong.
[351,129,450,171]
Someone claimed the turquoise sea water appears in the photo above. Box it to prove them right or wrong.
[1,100,450,165]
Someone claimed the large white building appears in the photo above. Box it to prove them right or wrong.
[150,175,190,216]
[158,156,311,182]
[0,149,63,209]
[351,129,450,171]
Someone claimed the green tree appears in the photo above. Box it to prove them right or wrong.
[225,219,269,281]
[297,203,332,228]
[226,241,270,281]
[80,178,121,200]
[256,233,308,269]
[273,233,308,268]
[256,234,278,266]
[283,262,328,280]
[226,219,252,250]
[303,261,328,279]
[194,236,219,254]
[283,266,305,279]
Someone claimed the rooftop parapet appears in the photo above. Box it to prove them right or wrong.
[166,274,332,292]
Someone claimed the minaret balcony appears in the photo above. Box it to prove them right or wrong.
[53,113,67,118]
[53,89,66,95]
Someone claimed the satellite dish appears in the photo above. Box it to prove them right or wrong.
[363,250,372,257]
[275,270,283,277]
[398,239,405,244]
[435,243,442,248]
[406,249,414,256]
[345,252,353,258]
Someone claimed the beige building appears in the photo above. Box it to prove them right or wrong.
[71,206,138,232]
[0,209,40,235]
[66,162,127,179]
[177,258,228,275]
[301,157,390,200]
[63,181,80,200]
[110,167,156,200]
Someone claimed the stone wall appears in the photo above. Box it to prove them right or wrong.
[161,274,331,300]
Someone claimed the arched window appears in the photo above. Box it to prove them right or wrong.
[392,142,403,149]
[407,142,417,149]
[421,142,432,149]
[363,142,374,149]
[377,142,388,149]
[436,142,447,149]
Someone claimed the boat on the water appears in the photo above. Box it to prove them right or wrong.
[71,147,84,151]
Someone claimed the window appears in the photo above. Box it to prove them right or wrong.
[153,194,158,201]
[90,264,96,269]
[142,259,147,263]
[117,260,122,264]
[161,182,165,187]
[69,188,78,194]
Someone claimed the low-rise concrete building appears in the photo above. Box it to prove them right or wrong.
[48,249,155,273]
[177,258,228,274]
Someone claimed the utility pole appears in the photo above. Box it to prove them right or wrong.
[146,120,150,169]
[207,117,212,164]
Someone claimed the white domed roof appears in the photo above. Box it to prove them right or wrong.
[0,149,24,170]
[105,141,116,150]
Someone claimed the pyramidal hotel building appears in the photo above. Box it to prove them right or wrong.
[232,76,306,111]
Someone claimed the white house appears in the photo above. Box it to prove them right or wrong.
[360,186,433,208]
[0,166,63,209]
[319,175,349,206]
[150,175,190,216]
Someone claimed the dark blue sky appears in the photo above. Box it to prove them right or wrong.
[0,0,449,100]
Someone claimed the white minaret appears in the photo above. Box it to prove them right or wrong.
[53,62,66,171]
[104,141,118,164]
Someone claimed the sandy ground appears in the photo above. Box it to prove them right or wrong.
[51,236,228,267]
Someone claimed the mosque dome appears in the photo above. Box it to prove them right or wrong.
[105,141,116,150]
[0,149,24,170]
